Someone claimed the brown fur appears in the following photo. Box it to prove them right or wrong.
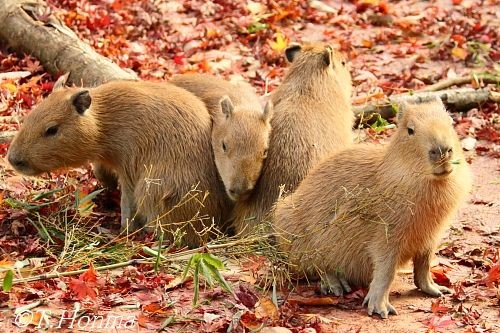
[274,98,472,318]
[231,43,354,233]
[7,81,230,247]
[170,74,272,201]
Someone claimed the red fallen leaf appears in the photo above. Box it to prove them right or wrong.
[235,284,259,308]
[69,262,98,300]
[287,295,339,307]
[240,311,262,331]
[173,55,184,65]
[481,264,500,287]
[451,34,467,46]
[476,126,499,143]
[423,315,455,332]
[80,262,97,283]
[431,266,451,287]
[69,278,97,300]
[431,299,450,314]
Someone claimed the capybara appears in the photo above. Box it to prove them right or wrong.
[274,98,472,318]
[170,74,273,201]
[231,43,354,233]
[7,78,231,247]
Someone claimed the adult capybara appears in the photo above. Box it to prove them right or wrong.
[170,74,273,201]
[7,79,231,247]
[231,43,354,234]
[274,98,472,318]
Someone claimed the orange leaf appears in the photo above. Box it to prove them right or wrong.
[0,258,13,268]
[431,266,451,287]
[240,311,262,330]
[269,33,288,53]
[255,297,279,320]
[451,47,468,60]
[362,39,373,48]
[80,262,97,283]
[431,299,450,314]
[142,303,173,315]
[69,278,97,300]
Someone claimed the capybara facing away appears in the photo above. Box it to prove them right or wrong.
[170,74,273,202]
[7,80,230,247]
[274,98,472,318]
[231,43,354,234]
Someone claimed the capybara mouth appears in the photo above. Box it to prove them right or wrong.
[432,165,453,177]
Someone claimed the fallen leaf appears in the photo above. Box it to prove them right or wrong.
[269,32,288,53]
[255,297,279,320]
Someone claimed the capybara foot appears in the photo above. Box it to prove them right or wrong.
[320,271,352,296]
[363,289,398,319]
[420,282,452,297]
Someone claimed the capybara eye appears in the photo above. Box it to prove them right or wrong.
[341,60,346,66]
[407,127,415,135]
[222,142,227,152]
[45,125,59,137]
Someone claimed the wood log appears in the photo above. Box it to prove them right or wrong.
[353,88,499,122]
[0,0,137,86]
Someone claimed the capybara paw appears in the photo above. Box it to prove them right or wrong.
[421,283,452,297]
[320,272,352,296]
[363,292,397,319]
[320,280,344,296]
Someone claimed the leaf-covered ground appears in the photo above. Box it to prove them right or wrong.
[0,0,498,332]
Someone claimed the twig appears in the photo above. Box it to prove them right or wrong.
[12,258,153,285]
[421,73,499,92]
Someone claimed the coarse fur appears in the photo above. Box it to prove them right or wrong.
[231,43,354,234]
[273,98,472,318]
[7,81,230,247]
[170,74,273,201]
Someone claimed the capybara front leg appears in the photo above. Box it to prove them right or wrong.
[413,250,452,296]
[120,183,144,232]
[363,254,398,319]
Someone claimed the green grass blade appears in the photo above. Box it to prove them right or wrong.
[3,270,13,292]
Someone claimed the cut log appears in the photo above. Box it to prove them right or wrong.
[0,0,137,86]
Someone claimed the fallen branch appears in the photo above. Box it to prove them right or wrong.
[0,0,137,86]
[420,73,499,92]
[353,88,499,121]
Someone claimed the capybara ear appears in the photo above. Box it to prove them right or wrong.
[220,95,234,118]
[323,45,332,67]
[285,43,302,63]
[397,101,410,123]
[72,90,92,115]
[261,100,274,123]
[53,72,70,92]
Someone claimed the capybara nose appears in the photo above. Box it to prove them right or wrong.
[429,145,453,163]
[8,153,28,170]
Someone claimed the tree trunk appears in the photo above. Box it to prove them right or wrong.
[0,0,137,86]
